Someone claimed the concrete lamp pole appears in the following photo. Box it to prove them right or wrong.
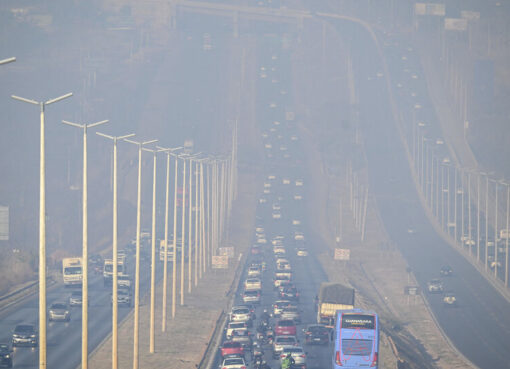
[155,146,181,332]
[96,131,134,369]
[123,137,158,369]
[11,92,72,369]
[0,57,16,65]
[62,119,108,369]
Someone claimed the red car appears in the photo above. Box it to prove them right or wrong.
[220,341,245,357]
[275,319,297,336]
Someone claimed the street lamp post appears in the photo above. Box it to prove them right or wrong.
[62,119,108,369]
[156,147,181,331]
[96,132,134,369]
[11,92,72,369]
[124,138,157,369]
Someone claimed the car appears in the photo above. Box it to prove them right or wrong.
[230,329,252,348]
[113,288,132,306]
[275,270,292,280]
[272,236,285,245]
[244,278,262,290]
[281,306,301,323]
[226,322,248,339]
[12,324,37,347]
[273,300,292,316]
[247,266,261,277]
[296,248,308,257]
[220,341,245,358]
[440,265,453,277]
[277,260,291,271]
[273,245,286,255]
[272,335,299,358]
[443,292,457,307]
[230,307,252,326]
[294,231,304,241]
[48,302,71,322]
[272,211,282,219]
[251,245,261,255]
[275,319,297,336]
[295,179,304,186]
[274,275,291,288]
[279,346,307,366]
[303,324,330,345]
[280,287,299,302]
[69,290,83,306]
[0,344,13,368]
[219,356,247,369]
[117,274,132,288]
[427,279,444,293]
[242,290,261,304]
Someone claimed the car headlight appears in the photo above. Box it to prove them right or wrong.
[5,354,10,358]
[31,334,37,338]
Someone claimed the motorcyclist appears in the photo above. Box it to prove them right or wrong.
[281,353,295,369]
[261,308,271,323]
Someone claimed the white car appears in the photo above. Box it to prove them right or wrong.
[292,219,301,226]
[296,248,308,257]
[273,300,293,316]
[277,261,291,271]
[295,179,303,186]
[272,236,285,245]
[272,211,282,219]
[259,197,267,204]
[294,232,304,241]
[294,194,302,200]
[273,245,286,255]
[279,346,307,365]
[272,203,281,211]
[244,278,262,290]
[225,321,248,339]
[263,188,271,194]
[264,182,271,188]
[220,356,247,369]
[268,174,276,180]
[248,266,261,277]
[273,335,298,358]
[275,271,292,280]
[282,178,291,185]
[230,307,252,323]
[257,237,267,244]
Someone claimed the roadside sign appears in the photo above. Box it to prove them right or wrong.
[212,255,228,269]
[334,248,350,261]
[218,247,234,258]
[404,286,421,295]
[444,18,468,31]
[414,3,445,16]
[0,206,8,241]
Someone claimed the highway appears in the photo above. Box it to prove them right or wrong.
[338,19,510,369]
[211,33,335,369]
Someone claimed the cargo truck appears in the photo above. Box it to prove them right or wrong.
[317,283,355,326]
[62,257,83,287]
[103,257,126,286]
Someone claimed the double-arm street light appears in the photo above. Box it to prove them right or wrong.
[95,131,135,369]
[62,119,108,369]
[11,92,72,369]
[123,137,157,369]
[0,57,16,65]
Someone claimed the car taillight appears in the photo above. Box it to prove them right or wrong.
[370,353,378,367]
[280,354,286,358]
[335,351,342,366]
[300,354,306,358]
[241,366,246,369]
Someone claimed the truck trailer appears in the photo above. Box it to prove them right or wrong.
[317,282,355,326]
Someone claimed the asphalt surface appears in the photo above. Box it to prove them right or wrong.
[211,34,337,369]
[336,19,510,369]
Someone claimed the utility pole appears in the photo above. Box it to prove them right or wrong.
[62,119,108,369]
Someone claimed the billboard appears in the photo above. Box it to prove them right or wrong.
[0,206,8,241]
[415,3,445,16]
[444,18,468,31]
[212,255,228,269]
[334,248,350,261]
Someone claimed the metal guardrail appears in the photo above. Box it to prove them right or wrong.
[0,280,38,303]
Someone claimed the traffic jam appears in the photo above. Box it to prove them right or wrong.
[215,38,333,369]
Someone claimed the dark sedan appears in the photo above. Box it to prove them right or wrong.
[0,344,13,368]
[303,324,330,345]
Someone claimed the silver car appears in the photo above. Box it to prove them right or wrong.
[48,302,71,322]
[273,335,298,358]
[281,306,300,323]
[279,346,307,366]
[219,356,247,369]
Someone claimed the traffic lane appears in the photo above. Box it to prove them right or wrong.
[356,39,510,368]
[0,261,154,369]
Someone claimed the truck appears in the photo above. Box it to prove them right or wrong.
[159,239,175,262]
[317,283,355,326]
[103,257,126,286]
[62,257,83,287]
